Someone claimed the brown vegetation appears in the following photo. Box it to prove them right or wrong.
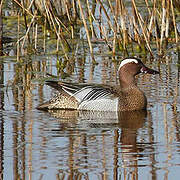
[8,0,180,58]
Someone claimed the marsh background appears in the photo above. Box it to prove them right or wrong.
[0,0,180,179]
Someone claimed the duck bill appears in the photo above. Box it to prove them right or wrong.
[140,66,159,75]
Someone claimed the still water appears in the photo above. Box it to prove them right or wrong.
[1,52,180,179]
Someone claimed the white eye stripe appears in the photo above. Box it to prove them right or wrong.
[119,58,138,70]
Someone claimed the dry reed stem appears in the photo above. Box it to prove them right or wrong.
[17,12,20,61]
[43,1,70,59]
[112,31,117,55]
[108,0,123,54]
[13,0,179,56]
[43,0,54,29]
[144,0,151,15]
[56,26,60,51]
[132,0,153,56]
[13,0,33,17]
[35,22,38,50]
[63,0,72,22]
[97,0,123,53]
[160,0,166,54]
[153,0,160,50]
[0,0,3,56]
[144,0,155,41]
[77,0,94,58]
[119,0,128,48]
[43,18,46,52]
[86,0,95,38]
[54,18,71,50]
[132,8,141,45]
[22,0,30,44]
[72,0,78,19]
[96,0,114,33]
[51,17,69,60]
[55,16,71,35]
[20,11,37,49]
[111,1,117,55]
[107,0,119,29]
[148,9,155,41]
[27,0,35,11]
[170,0,178,43]
[63,0,74,38]
[165,0,170,38]
[0,0,3,13]
[90,11,112,50]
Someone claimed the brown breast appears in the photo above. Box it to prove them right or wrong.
[118,87,147,111]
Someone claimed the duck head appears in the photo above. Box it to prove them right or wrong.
[118,57,159,88]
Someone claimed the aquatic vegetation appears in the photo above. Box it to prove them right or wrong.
[1,0,179,59]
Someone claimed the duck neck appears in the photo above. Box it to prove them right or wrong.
[119,74,137,90]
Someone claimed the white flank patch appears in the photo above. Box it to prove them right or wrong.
[119,58,138,70]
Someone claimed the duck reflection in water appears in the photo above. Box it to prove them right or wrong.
[118,110,148,178]
[45,109,149,179]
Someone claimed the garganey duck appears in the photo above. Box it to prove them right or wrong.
[37,57,159,111]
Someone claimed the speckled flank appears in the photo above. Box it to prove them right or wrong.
[38,92,78,110]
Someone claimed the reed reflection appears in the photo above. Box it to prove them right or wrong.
[46,109,147,179]
[0,60,4,180]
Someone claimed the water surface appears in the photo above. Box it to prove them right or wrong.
[1,52,180,180]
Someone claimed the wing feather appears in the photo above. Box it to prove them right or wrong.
[46,80,118,104]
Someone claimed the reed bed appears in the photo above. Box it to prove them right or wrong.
[6,0,180,58]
